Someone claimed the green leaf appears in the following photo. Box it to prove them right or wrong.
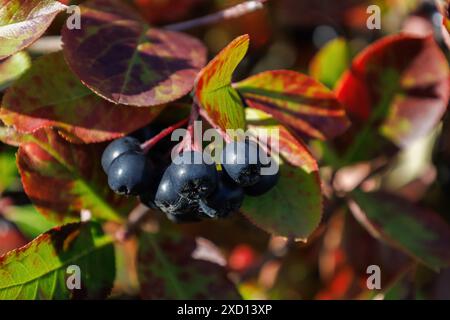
[242,109,323,240]
[17,128,135,222]
[0,147,18,193]
[0,222,115,300]
[350,190,450,271]
[0,52,30,90]
[309,37,351,89]
[61,0,207,107]
[0,0,67,59]
[235,70,349,141]
[0,52,164,144]
[2,205,59,239]
[195,35,248,131]
[242,165,322,240]
[138,228,240,299]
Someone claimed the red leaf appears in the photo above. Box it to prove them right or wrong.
[0,52,163,144]
[61,0,207,107]
[236,70,350,141]
[336,34,449,148]
[17,128,134,222]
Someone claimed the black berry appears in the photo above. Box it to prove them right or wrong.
[166,151,218,200]
[205,172,245,218]
[165,210,202,223]
[107,151,153,195]
[154,169,190,214]
[155,151,218,220]
[222,140,263,187]
[244,169,279,196]
[101,136,141,173]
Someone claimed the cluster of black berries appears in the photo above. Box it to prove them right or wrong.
[101,132,279,223]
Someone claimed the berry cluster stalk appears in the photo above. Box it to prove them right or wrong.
[140,118,189,153]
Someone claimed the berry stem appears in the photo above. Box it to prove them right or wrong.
[140,118,189,153]
[176,103,201,153]
[164,0,268,31]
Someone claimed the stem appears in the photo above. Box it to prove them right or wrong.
[164,0,268,32]
[140,118,189,153]
[176,103,201,153]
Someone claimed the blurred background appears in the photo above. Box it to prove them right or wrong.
[1,0,450,300]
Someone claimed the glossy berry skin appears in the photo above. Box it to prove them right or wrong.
[205,172,244,218]
[244,169,279,196]
[155,151,218,220]
[154,170,190,213]
[222,140,262,187]
[167,151,218,200]
[107,151,153,196]
[154,170,202,222]
[101,137,141,173]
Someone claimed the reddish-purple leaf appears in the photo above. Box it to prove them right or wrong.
[336,34,449,148]
[0,52,163,144]
[0,0,67,59]
[17,128,135,222]
[235,70,350,141]
[61,0,207,107]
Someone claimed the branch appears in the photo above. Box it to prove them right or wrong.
[164,0,268,31]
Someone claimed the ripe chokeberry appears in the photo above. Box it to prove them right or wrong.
[155,151,218,220]
[222,140,263,187]
[166,151,218,200]
[107,151,153,196]
[154,169,203,222]
[101,136,141,173]
[244,168,279,196]
[204,172,244,218]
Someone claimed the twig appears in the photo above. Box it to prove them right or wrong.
[164,0,268,31]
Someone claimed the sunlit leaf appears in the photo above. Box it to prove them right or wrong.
[0,52,163,144]
[2,205,59,239]
[235,70,349,141]
[0,0,67,59]
[309,38,351,89]
[0,222,115,300]
[0,52,30,90]
[61,0,207,107]
[195,35,248,131]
